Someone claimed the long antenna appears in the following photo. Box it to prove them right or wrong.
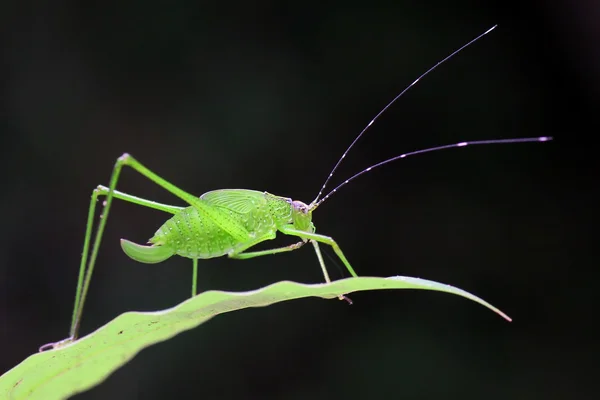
[311,25,498,205]
[314,136,552,207]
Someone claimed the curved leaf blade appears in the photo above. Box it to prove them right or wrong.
[0,276,510,400]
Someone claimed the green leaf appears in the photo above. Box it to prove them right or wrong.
[0,276,510,400]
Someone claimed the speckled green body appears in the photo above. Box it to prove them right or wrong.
[149,190,299,259]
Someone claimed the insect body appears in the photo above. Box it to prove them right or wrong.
[41,25,552,351]
[124,190,299,262]
[112,177,356,292]
[119,187,349,289]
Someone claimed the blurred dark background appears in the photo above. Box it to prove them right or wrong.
[0,1,596,399]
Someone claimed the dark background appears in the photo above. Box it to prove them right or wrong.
[1,1,596,399]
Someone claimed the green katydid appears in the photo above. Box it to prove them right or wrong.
[40,25,552,351]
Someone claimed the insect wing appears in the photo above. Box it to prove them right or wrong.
[200,189,266,214]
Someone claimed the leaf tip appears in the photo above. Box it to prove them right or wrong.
[498,310,512,322]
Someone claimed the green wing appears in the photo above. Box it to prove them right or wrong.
[200,189,267,214]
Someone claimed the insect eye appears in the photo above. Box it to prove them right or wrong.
[291,200,309,214]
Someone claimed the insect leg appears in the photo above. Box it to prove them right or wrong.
[228,231,310,259]
[95,185,183,214]
[70,153,201,345]
[68,186,183,343]
[67,187,102,344]
[309,240,351,303]
[278,226,358,278]
[192,258,198,297]
[309,240,332,284]
[228,238,353,302]
[277,226,357,302]
[230,241,306,259]
[115,154,249,241]
[49,154,249,349]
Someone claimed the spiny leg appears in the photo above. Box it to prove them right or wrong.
[226,238,351,302]
[72,186,183,338]
[279,226,358,278]
[107,154,251,300]
[116,154,250,241]
[77,185,182,322]
[309,240,333,284]
[68,187,101,342]
[40,185,116,350]
[68,153,251,344]
[230,241,306,259]
[63,181,184,346]
[96,185,184,214]
[40,187,109,351]
[62,167,188,348]
[227,230,305,259]
[310,240,352,304]
[279,226,357,303]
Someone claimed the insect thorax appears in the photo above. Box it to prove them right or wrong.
[263,192,294,226]
[264,193,314,232]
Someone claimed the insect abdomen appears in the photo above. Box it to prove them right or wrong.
[150,206,238,259]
